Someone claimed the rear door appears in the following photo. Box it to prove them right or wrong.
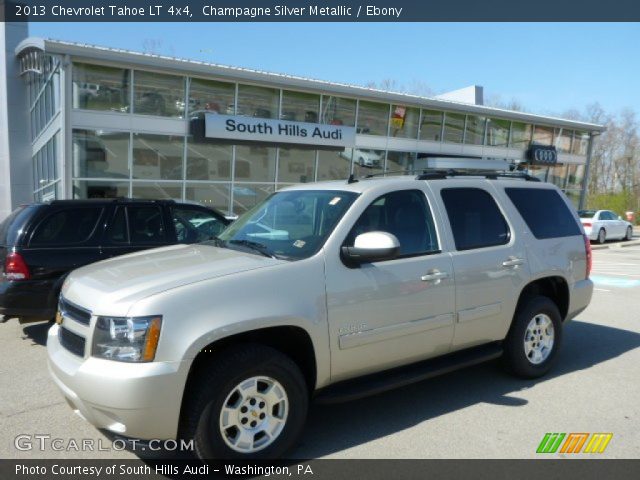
[428,181,530,350]
[101,204,170,259]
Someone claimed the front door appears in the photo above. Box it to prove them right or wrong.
[325,188,455,382]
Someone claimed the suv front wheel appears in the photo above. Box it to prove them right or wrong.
[503,296,562,378]
[182,344,308,459]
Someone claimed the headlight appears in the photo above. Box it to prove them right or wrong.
[92,315,162,362]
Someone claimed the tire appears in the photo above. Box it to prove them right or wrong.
[625,226,633,241]
[503,296,562,379]
[181,344,308,460]
[597,228,606,244]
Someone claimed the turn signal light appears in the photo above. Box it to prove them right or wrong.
[4,252,31,281]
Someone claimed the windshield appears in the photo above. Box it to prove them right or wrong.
[217,190,358,260]
[578,210,597,219]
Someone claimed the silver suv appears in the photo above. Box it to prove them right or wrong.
[47,173,593,459]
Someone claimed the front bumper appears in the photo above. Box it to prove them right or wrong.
[47,324,189,440]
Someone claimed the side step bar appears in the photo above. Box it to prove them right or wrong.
[314,342,503,404]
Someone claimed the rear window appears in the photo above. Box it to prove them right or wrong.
[0,205,33,246]
[30,208,103,246]
[505,188,581,239]
[578,209,597,219]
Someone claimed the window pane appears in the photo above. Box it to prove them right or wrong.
[566,164,585,189]
[133,134,184,180]
[188,77,235,115]
[281,91,320,123]
[185,183,231,215]
[386,150,417,174]
[132,182,182,201]
[317,149,351,181]
[486,118,510,147]
[320,95,356,126]
[419,110,443,142]
[127,206,166,244]
[505,188,581,239]
[441,188,510,250]
[172,205,225,242]
[234,145,277,182]
[352,148,385,177]
[357,101,389,136]
[133,70,184,117]
[533,125,553,145]
[106,207,129,243]
[278,147,315,183]
[73,63,130,112]
[346,190,439,256]
[31,208,102,245]
[232,183,275,215]
[72,130,130,179]
[465,115,486,145]
[555,129,573,153]
[547,164,567,188]
[237,84,279,119]
[527,165,548,182]
[186,139,232,181]
[73,180,129,199]
[510,122,532,148]
[572,131,589,155]
[390,106,419,139]
[443,112,465,144]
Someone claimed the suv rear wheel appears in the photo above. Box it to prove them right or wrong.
[503,296,562,378]
[182,344,308,459]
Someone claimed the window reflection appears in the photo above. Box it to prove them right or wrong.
[510,122,532,149]
[357,101,389,135]
[188,78,235,115]
[133,134,184,180]
[317,149,350,181]
[237,84,279,119]
[390,106,419,139]
[186,139,232,181]
[420,110,443,142]
[465,115,486,145]
[281,91,320,123]
[278,147,315,183]
[234,144,277,182]
[73,63,129,112]
[443,112,465,144]
[533,125,553,146]
[72,129,130,179]
[185,183,231,214]
[133,70,185,117]
[486,118,510,147]
[320,96,356,126]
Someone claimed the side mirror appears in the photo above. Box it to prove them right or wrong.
[341,231,400,265]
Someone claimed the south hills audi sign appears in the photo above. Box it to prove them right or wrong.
[204,114,356,148]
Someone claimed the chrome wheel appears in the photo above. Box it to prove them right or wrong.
[524,314,555,365]
[598,229,606,244]
[219,376,289,454]
[626,227,633,241]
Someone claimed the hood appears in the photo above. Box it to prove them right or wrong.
[62,244,284,315]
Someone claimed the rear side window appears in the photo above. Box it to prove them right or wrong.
[30,208,102,246]
[0,205,30,246]
[505,188,581,239]
[441,188,510,251]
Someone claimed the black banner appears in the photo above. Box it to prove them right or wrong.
[2,459,640,480]
[2,0,640,22]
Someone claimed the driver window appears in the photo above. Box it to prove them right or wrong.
[172,206,224,243]
[345,190,439,256]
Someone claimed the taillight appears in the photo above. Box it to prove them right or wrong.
[582,222,592,228]
[583,234,592,279]
[4,252,31,281]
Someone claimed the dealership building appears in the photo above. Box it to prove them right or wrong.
[1,23,605,220]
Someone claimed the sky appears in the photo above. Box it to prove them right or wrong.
[29,22,640,117]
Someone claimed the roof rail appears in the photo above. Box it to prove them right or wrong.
[415,169,541,182]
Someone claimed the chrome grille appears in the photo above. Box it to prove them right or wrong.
[58,327,86,357]
[59,296,91,325]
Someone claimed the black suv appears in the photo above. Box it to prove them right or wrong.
[0,199,229,322]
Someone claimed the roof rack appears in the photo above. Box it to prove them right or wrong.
[415,169,540,182]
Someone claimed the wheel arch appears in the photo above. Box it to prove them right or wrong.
[514,276,570,322]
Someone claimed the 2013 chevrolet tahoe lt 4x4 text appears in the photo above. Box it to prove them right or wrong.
[47,173,593,459]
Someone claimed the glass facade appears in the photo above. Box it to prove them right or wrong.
[64,61,593,213]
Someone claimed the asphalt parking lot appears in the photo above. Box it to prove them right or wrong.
[1,244,639,460]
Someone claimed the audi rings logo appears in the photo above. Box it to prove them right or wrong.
[528,145,558,165]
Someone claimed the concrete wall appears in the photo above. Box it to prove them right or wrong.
[0,22,31,222]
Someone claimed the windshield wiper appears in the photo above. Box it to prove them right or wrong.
[228,239,277,259]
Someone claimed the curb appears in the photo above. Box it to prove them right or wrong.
[591,238,640,250]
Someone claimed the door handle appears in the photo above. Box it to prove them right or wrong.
[421,270,449,282]
[502,257,525,268]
